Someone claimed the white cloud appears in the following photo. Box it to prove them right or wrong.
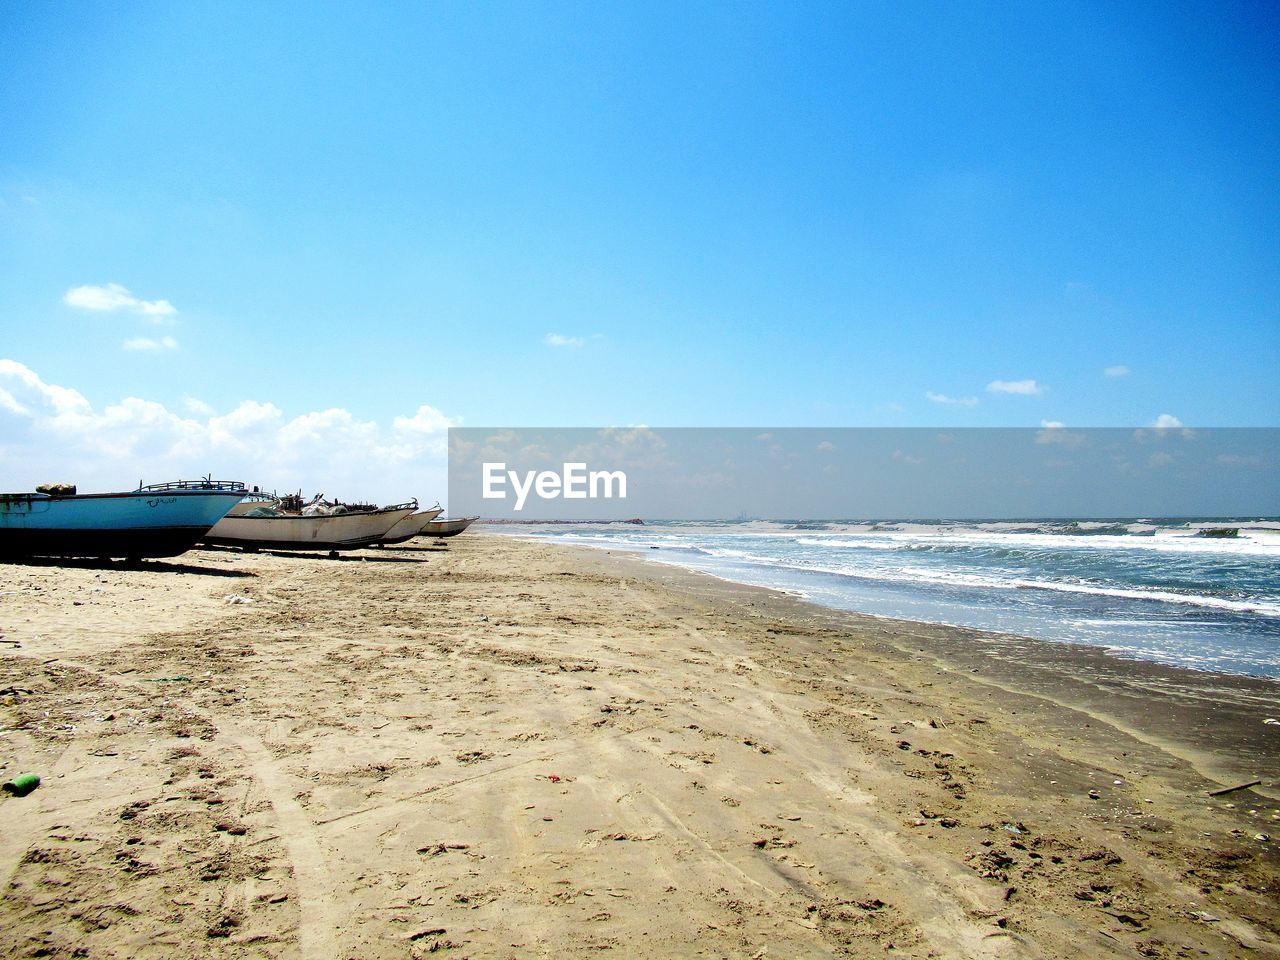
[925,391,978,406]
[182,395,214,416]
[392,405,454,436]
[1134,414,1194,443]
[0,358,90,416]
[0,360,457,504]
[0,386,29,416]
[1035,421,1086,446]
[64,283,177,319]
[986,379,1043,396]
[123,335,178,352]
[1104,365,1130,378]
[544,333,584,348]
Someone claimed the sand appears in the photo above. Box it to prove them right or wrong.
[0,533,1276,959]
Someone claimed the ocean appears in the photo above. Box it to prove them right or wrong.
[498,518,1280,679]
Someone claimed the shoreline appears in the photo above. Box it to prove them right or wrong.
[496,527,1280,686]
[0,534,1276,958]
[534,536,1280,793]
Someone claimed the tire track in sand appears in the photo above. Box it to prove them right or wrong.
[222,727,339,960]
[12,651,341,960]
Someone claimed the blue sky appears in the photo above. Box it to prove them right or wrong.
[450,428,1280,519]
[1,2,1277,495]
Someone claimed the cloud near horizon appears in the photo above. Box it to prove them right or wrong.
[1035,420,1087,446]
[986,379,1044,396]
[925,390,978,406]
[64,283,177,319]
[0,359,456,503]
[1132,413,1195,443]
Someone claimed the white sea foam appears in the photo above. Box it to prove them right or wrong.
[792,530,1280,556]
[555,538,1280,617]
[888,565,1280,617]
[743,555,1277,617]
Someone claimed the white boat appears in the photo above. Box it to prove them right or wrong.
[419,516,478,538]
[380,505,445,544]
[0,479,246,560]
[203,504,416,552]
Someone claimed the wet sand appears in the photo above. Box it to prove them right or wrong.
[0,533,1276,959]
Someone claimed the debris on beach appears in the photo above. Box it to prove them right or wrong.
[1207,779,1262,797]
[416,843,470,857]
[2,773,40,796]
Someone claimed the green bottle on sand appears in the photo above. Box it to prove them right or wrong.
[3,774,40,797]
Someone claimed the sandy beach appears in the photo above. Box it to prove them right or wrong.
[0,532,1276,959]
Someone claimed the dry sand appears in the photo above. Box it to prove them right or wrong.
[0,533,1276,959]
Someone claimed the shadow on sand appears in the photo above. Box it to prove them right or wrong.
[1,555,257,578]
[195,544,428,563]
[325,553,426,563]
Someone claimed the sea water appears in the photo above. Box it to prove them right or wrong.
[499,519,1280,679]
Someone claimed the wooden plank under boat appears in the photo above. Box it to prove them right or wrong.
[0,479,247,560]
[420,516,478,538]
[379,506,445,544]
[203,505,416,551]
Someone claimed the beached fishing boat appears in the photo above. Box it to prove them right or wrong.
[379,505,445,544]
[203,502,417,552]
[420,516,478,538]
[0,479,247,560]
[225,491,280,517]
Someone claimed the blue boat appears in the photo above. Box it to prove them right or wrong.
[0,479,247,560]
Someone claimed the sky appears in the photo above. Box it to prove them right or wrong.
[1,1,1277,501]
[450,428,1280,519]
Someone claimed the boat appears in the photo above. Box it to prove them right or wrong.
[224,491,280,517]
[202,500,417,552]
[0,479,247,560]
[378,504,445,544]
[419,516,478,538]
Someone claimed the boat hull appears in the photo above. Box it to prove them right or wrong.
[203,507,416,551]
[420,517,478,538]
[379,508,445,544]
[0,490,246,559]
